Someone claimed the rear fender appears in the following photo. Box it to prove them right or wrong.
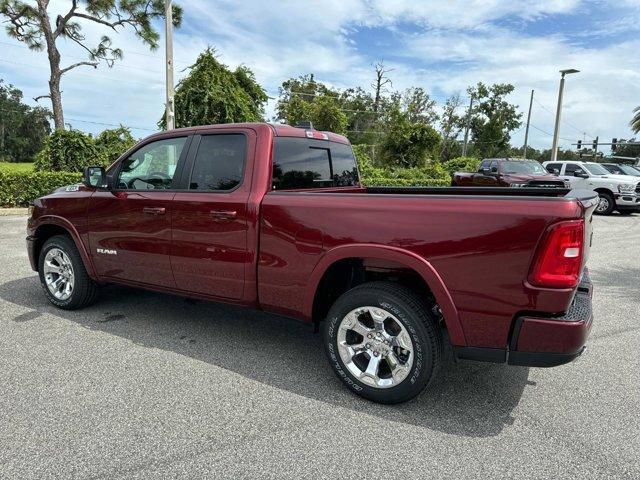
[304,244,466,346]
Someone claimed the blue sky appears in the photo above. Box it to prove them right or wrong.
[1,0,639,152]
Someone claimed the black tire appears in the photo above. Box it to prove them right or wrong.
[38,235,97,310]
[323,281,442,404]
[594,191,615,215]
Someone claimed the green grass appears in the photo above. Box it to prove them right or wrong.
[0,162,35,173]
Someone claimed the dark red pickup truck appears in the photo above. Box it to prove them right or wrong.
[27,123,597,403]
[452,158,568,188]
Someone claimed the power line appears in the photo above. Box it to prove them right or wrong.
[532,96,593,138]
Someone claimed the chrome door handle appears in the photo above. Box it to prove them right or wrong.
[143,207,166,215]
[210,210,237,220]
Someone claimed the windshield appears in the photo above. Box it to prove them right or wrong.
[584,163,610,175]
[618,165,640,175]
[500,161,547,175]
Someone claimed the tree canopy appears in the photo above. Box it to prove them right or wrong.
[631,106,640,135]
[466,82,522,158]
[0,0,182,129]
[161,48,268,129]
[0,79,50,162]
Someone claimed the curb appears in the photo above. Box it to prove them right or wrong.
[0,208,28,216]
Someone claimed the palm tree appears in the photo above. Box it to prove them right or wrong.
[631,106,640,134]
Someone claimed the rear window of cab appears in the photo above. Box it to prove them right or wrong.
[272,137,360,190]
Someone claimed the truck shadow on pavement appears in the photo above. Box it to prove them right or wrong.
[1,276,531,438]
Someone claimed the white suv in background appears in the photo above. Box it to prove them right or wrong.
[543,160,640,215]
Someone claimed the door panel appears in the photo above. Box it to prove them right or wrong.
[170,131,254,300]
[88,191,175,287]
[87,135,190,288]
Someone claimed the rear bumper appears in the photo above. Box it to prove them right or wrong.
[456,273,594,368]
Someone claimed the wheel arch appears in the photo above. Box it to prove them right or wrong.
[304,244,466,346]
[33,216,98,280]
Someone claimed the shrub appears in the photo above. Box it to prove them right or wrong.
[0,171,81,207]
[95,126,137,166]
[34,129,105,173]
[442,156,481,176]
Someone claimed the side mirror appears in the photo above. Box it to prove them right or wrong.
[552,168,560,175]
[574,170,589,178]
[83,166,107,189]
[490,166,498,173]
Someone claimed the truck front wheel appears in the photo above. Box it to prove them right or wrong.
[595,191,615,215]
[323,281,442,404]
[38,235,97,310]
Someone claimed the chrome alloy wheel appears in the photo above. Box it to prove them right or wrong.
[43,248,75,301]
[596,196,610,213]
[337,306,414,389]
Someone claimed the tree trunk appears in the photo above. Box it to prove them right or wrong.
[37,0,64,129]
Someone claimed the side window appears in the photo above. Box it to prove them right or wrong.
[272,138,332,189]
[545,162,561,174]
[564,163,583,175]
[117,137,187,190]
[189,134,247,191]
[490,160,498,172]
[329,143,360,187]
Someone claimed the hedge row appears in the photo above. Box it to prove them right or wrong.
[362,177,451,187]
[0,171,452,207]
[0,171,81,207]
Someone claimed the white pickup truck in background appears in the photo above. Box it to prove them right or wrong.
[543,160,640,215]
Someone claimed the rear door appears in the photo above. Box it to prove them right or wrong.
[170,130,254,300]
[88,135,191,287]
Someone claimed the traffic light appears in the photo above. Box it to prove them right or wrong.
[592,138,598,150]
[577,140,582,150]
[611,138,617,152]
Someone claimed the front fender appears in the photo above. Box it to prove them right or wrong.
[31,215,98,280]
[303,244,466,346]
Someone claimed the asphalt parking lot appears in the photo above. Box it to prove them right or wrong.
[0,214,638,479]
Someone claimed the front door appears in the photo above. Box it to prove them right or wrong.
[170,131,253,300]
[88,135,190,288]
[561,163,589,189]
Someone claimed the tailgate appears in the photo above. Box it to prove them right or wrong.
[566,189,598,275]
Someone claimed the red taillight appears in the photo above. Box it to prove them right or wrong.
[528,220,584,289]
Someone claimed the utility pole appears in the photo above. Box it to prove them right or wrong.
[523,89,534,159]
[551,68,579,162]
[164,0,175,130]
[462,96,474,157]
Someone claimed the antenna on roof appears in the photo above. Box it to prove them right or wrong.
[295,121,314,130]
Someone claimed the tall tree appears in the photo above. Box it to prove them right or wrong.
[0,0,182,129]
[372,61,392,113]
[0,78,50,161]
[160,47,268,128]
[466,82,522,158]
[631,106,640,134]
[276,74,347,133]
[439,94,463,161]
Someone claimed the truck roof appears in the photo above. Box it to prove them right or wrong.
[145,122,351,145]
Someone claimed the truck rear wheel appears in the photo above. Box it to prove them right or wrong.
[38,235,97,310]
[323,281,442,404]
[595,191,615,215]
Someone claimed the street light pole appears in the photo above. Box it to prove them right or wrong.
[165,0,175,130]
[550,68,579,162]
